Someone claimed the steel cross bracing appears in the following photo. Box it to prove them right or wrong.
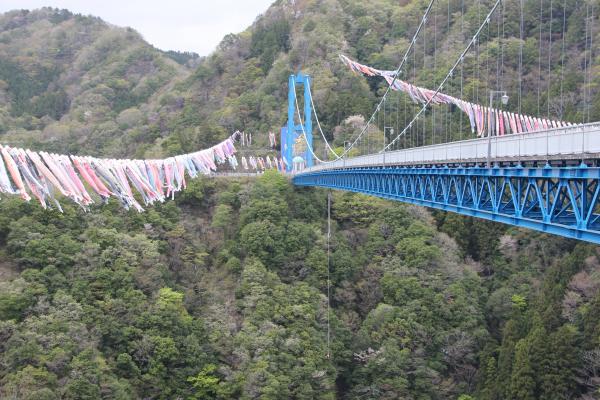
[293,165,600,244]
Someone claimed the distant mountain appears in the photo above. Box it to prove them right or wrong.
[0,0,597,159]
[0,7,189,156]
[1,3,600,400]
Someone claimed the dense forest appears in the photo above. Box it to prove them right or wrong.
[1,1,600,399]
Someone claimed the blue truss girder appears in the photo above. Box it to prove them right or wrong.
[292,166,600,244]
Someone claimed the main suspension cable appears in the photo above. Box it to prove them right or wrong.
[548,0,554,117]
[326,190,331,359]
[383,0,504,151]
[559,0,567,118]
[588,4,594,122]
[459,0,465,138]
[537,0,544,115]
[307,81,341,159]
[584,4,590,123]
[519,0,524,114]
[291,80,329,164]
[305,0,437,162]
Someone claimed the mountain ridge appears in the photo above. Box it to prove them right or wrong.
[0,7,193,156]
[1,1,600,399]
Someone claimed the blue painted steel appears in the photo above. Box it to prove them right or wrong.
[293,166,600,244]
[282,74,313,172]
[285,75,295,172]
[304,76,313,168]
[280,126,290,171]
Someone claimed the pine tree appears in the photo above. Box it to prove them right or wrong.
[526,318,548,395]
[480,356,498,400]
[539,325,580,399]
[509,339,536,400]
[496,320,520,399]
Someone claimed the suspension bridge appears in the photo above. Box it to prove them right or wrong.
[0,0,597,245]
[287,0,600,244]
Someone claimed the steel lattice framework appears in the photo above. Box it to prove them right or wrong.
[293,166,600,244]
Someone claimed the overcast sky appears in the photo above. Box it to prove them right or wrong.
[0,0,274,55]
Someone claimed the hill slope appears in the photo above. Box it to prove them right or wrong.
[1,1,598,157]
[0,8,190,156]
[1,2,600,400]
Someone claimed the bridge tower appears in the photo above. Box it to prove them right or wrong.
[281,73,313,172]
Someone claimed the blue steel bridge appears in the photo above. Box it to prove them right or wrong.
[292,121,600,244]
[282,0,600,244]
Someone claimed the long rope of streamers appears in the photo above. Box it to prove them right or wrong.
[340,54,574,139]
[0,134,282,211]
[310,0,437,162]
[383,0,518,150]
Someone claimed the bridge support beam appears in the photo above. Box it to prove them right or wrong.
[293,166,600,244]
[282,73,313,173]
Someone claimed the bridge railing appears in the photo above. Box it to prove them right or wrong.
[302,122,600,172]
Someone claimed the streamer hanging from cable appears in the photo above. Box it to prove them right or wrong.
[0,132,281,212]
[340,54,575,137]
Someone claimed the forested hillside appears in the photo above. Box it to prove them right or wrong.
[0,8,195,157]
[1,1,600,399]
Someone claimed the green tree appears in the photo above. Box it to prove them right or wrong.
[539,325,580,399]
[496,320,520,399]
[480,356,498,400]
[187,364,220,399]
[509,339,536,400]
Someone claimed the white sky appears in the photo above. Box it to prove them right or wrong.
[0,0,275,55]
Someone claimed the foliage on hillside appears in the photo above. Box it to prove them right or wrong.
[0,8,189,157]
[0,172,599,399]
[1,0,598,155]
[1,1,600,399]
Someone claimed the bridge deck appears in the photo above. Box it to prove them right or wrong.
[303,122,600,172]
[293,123,600,244]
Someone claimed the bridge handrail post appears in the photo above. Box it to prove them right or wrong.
[582,124,585,158]
[546,128,549,162]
